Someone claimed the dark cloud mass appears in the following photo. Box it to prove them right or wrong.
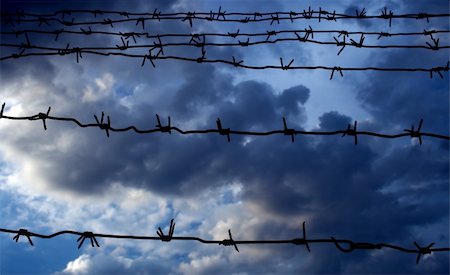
[0,0,448,274]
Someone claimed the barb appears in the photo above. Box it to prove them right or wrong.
[29,106,51,130]
[13,229,34,246]
[342,121,358,145]
[77,231,100,249]
[2,222,449,264]
[404,119,423,145]
[381,7,394,27]
[219,229,239,252]
[430,61,449,79]
[414,241,434,264]
[156,219,175,242]
[156,114,171,134]
[1,107,449,143]
[216,118,231,142]
[94,112,111,138]
[292,221,310,252]
[282,117,296,142]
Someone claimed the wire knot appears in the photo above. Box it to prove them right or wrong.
[152,8,161,21]
[429,61,449,79]
[94,112,111,137]
[282,117,296,142]
[416,13,429,23]
[266,30,277,41]
[326,10,337,21]
[182,11,196,27]
[219,229,239,252]
[77,231,100,249]
[333,36,346,55]
[404,119,423,145]
[292,221,310,252]
[216,6,226,20]
[13,228,34,246]
[342,121,358,145]
[289,11,297,23]
[157,219,175,242]
[102,18,114,28]
[377,32,391,40]
[302,6,314,19]
[32,106,51,130]
[381,7,394,27]
[330,237,354,253]
[156,114,171,134]
[414,241,434,264]
[270,13,280,25]
[216,118,231,142]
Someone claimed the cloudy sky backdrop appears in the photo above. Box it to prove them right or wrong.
[0,0,449,274]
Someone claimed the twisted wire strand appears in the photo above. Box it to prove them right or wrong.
[2,37,448,52]
[0,106,448,144]
[1,50,448,79]
[2,28,449,40]
[1,8,449,28]
[1,221,448,264]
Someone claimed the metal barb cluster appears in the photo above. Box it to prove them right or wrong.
[0,104,449,144]
[1,221,449,264]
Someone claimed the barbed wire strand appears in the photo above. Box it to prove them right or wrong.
[2,27,448,42]
[0,105,448,144]
[1,221,448,264]
[2,33,448,53]
[1,8,449,28]
[1,49,448,79]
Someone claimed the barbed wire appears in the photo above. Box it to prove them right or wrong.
[3,28,449,41]
[1,221,448,264]
[1,48,448,78]
[0,105,448,144]
[2,31,448,54]
[1,8,449,28]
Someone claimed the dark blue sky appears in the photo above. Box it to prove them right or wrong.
[0,0,449,274]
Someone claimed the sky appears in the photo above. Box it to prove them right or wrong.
[0,0,449,274]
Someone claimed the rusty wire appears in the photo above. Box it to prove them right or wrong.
[1,221,448,264]
[0,104,448,144]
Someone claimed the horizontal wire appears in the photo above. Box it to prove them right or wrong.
[0,106,447,144]
[1,221,448,264]
[1,8,449,28]
[2,28,449,40]
[1,50,448,79]
[2,37,448,52]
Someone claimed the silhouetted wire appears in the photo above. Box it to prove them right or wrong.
[1,221,448,264]
[1,49,448,79]
[2,28,448,41]
[2,35,448,52]
[0,105,447,144]
[1,8,449,28]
